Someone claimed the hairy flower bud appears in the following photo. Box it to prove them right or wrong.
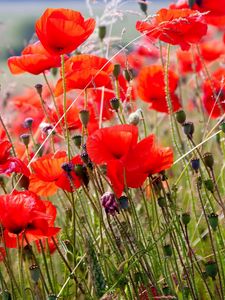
[101,192,119,215]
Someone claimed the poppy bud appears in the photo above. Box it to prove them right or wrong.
[191,158,200,173]
[35,84,43,96]
[48,294,57,300]
[158,196,166,208]
[138,0,148,15]
[128,111,140,125]
[119,196,129,209]
[208,213,218,231]
[99,25,106,41]
[110,97,120,112]
[182,286,190,298]
[182,122,194,139]
[24,117,34,129]
[182,212,191,226]
[64,239,74,253]
[175,110,186,124]
[79,110,90,128]
[72,135,82,148]
[74,164,84,177]
[29,264,41,283]
[61,162,73,174]
[124,69,133,82]
[163,244,173,257]
[101,192,119,215]
[203,152,214,169]
[18,175,30,190]
[2,290,11,300]
[20,133,30,147]
[113,64,121,79]
[204,179,214,193]
[41,123,55,136]
[205,261,218,280]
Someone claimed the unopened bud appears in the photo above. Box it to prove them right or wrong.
[72,135,82,148]
[182,122,194,139]
[138,0,148,15]
[163,244,173,257]
[124,69,133,82]
[48,294,57,300]
[205,261,218,280]
[191,158,200,173]
[158,196,166,208]
[2,290,11,300]
[128,111,140,125]
[204,179,214,193]
[182,212,191,226]
[113,64,121,78]
[24,117,34,129]
[208,213,218,231]
[203,152,214,169]
[119,196,129,209]
[99,25,106,41]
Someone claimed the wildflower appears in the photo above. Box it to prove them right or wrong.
[136,8,207,50]
[8,42,62,75]
[137,65,181,113]
[87,124,173,197]
[35,8,95,55]
[54,54,114,96]
[0,191,60,248]
[101,192,119,215]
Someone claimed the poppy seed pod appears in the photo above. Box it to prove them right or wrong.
[101,192,119,215]
[79,110,90,128]
[72,135,82,148]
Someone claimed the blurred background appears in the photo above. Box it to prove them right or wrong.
[0,0,170,61]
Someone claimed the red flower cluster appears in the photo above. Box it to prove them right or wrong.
[87,125,173,197]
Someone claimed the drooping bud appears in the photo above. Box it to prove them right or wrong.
[35,84,43,96]
[98,25,106,41]
[191,158,200,173]
[101,192,119,215]
[138,0,148,15]
[72,135,82,148]
[79,110,90,128]
[203,152,214,169]
[208,213,219,231]
[29,264,41,283]
[176,110,186,124]
[20,133,30,147]
[182,212,191,226]
[113,64,121,79]
[61,162,73,174]
[124,69,133,82]
[110,97,120,112]
[23,117,34,129]
[205,261,218,280]
[158,196,166,208]
[128,111,140,125]
[1,290,11,300]
[182,122,194,139]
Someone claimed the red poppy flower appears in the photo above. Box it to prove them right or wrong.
[0,140,30,177]
[170,0,225,27]
[202,68,225,118]
[176,50,202,74]
[137,65,181,113]
[87,125,173,197]
[199,40,225,61]
[0,191,60,248]
[136,8,207,50]
[54,54,114,96]
[29,151,83,196]
[8,42,62,75]
[35,8,95,55]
